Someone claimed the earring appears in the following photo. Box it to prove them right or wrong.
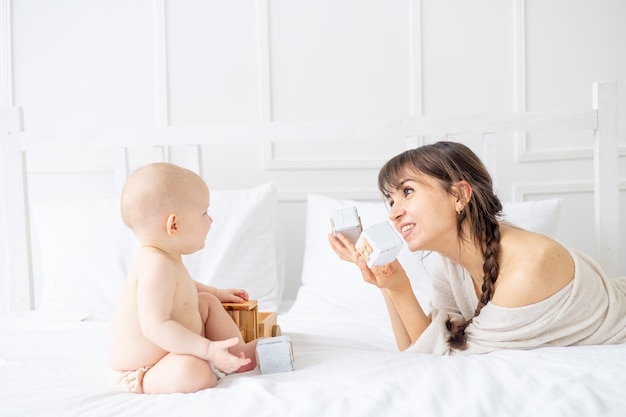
[456,208,462,215]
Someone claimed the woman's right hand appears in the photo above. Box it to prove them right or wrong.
[328,232,360,264]
[328,233,410,291]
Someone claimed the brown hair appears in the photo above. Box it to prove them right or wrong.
[378,141,503,350]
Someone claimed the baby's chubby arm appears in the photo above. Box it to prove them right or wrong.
[194,280,249,303]
[137,253,250,373]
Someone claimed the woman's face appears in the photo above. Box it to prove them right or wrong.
[385,172,459,253]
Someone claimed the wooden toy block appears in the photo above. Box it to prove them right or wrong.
[222,300,281,343]
[258,311,281,338]
[330,206,362,244]
[256,335,294,374]
[356,221,403,268]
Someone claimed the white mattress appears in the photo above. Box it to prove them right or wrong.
[1,300,626,417]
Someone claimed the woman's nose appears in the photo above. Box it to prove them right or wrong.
[388,202,404,221]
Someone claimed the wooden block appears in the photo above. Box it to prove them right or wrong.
[356,221,403,268]
[222,300,281,342]
[223,300,258,342]
[330,206,362,244]
[256,335,294,374]
[222,300,258,311]
[258,312,281,338]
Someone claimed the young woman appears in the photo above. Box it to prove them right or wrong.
[329,141,626,354]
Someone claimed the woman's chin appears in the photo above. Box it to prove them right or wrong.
[406,241,419,252]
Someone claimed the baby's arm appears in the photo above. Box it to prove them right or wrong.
[194,280,249,303]
[137,253,250,373]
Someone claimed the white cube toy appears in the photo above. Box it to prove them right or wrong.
[355,221,403,268]
[256,335,295,374]
[330,206,362,244]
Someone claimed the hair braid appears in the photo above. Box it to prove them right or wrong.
[446,217,501,350]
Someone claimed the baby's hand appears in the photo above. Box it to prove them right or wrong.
[206,337,251,374]
[216,288,249,303]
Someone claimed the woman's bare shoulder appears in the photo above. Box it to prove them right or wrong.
[491,227,574,308]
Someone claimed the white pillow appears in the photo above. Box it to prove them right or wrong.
[291,194,562,322]
[501,198,562,236]
[31,182,283,320]
[31,198,135,320]
[184,182,283,312]
[292,194,434,323]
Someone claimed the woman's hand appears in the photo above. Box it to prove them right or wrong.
[328,233,410,291]
[369,259,411,292]
[328,232,360,264]
[329,232,425,351]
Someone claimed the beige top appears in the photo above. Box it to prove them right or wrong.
[407,249,626,355]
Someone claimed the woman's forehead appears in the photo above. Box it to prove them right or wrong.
[385,167,430,189]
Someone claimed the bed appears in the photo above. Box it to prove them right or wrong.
[0,82,623,417]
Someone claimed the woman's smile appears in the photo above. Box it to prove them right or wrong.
[400,223,415,238]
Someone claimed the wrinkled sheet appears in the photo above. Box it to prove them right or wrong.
[1,305,625,417]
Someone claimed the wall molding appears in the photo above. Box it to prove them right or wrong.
[256,0,272,122]
[513,179,626,201]
[513,0,526,114]
[516,141,626,163]
[514,133,626,163]
[262,141,385,170]
[513,0,528,162]
[0,0,13,107]
[262,136,418,170]
[517,146,593,162]
[277,188,382,202]
[408,0,423,118]
[153,0,169,127]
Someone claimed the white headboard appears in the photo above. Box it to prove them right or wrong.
[0,82,620,313]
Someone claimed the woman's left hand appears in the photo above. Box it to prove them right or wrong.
[368,260,411,292]
[328,232,406,291]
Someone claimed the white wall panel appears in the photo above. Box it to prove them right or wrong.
[167,0,261,125]
[526,0,626,150]
[12,0,154,130]
[268,0,412,121]
[422,0,514,115]
[3,0,626,300]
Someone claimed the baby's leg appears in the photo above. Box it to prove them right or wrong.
[198,292,258,372]
[142,353,218,394]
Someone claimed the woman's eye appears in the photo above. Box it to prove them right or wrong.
[403,187,414,197]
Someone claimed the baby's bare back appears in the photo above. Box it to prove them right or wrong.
[109,251,203,371]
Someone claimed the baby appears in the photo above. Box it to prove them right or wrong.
[109,162,258,394]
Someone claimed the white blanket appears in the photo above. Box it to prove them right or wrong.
[2,298,626,417]
[409,249,626,355]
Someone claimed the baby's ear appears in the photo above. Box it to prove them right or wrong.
[166,213,178,235]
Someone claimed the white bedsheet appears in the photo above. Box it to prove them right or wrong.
[1,308,625,417]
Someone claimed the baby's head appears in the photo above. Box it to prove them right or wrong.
[121,162,210,245]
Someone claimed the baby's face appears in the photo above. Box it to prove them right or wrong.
[181,182,212,254]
